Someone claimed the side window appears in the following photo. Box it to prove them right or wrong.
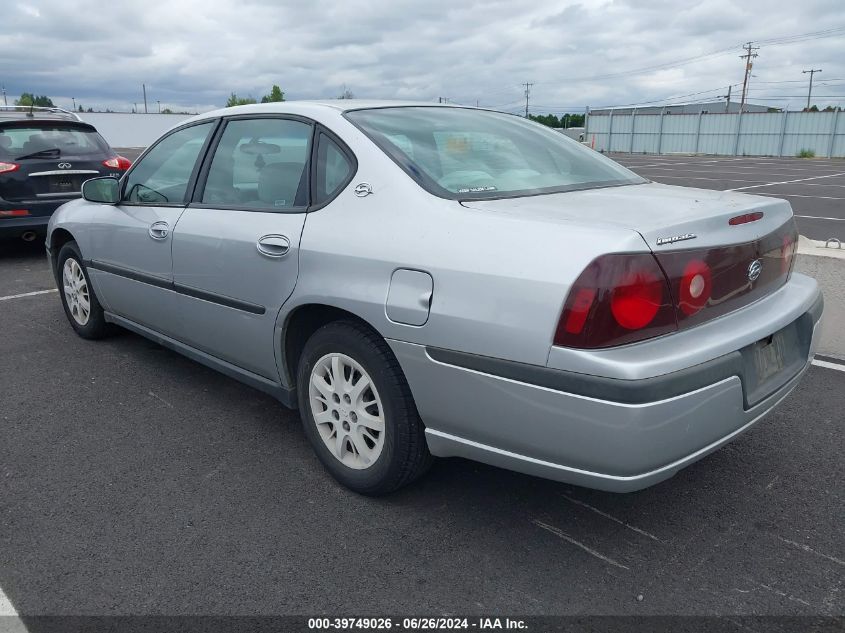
[200,118,312,210]
[123,122,214,205]
[314,133,353,206]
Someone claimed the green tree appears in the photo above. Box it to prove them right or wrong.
[528,112,585,128]
[15,93,55,107]
[161,107,173,114]
[226,92,257,107]
[260,84,285,103]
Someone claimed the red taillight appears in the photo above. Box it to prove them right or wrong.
[102,155,132,170]
[781,234,796,275]
[0,162,20,174]
[0,209,29,217]
[562,288,596,335]
[610,269,664,329]
[678,259,712,316]
[554,253,676,349]
[729,211,764,225]
[554,221,798,349]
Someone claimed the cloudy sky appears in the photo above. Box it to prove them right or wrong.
[1,0,844,114]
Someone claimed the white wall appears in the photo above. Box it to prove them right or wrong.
[795,239,845,360]
[78,112,194,148]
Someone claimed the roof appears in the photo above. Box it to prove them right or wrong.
[190,99,456,122]
[0,105,84,123]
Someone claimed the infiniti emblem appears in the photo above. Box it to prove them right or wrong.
[747,259,763,282]
[57,162,72,169]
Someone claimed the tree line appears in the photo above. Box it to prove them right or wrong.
[528,113,586,128]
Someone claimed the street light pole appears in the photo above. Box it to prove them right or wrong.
[157,100,161,114]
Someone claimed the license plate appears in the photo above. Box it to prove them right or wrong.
[752,331,787,383]
[48,176,79,193]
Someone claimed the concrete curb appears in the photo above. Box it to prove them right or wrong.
[796,236,845,360]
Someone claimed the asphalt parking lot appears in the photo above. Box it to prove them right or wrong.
[1,241,844,623]
[611,153,845,242]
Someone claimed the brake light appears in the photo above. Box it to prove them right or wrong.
[554,253,676,349]
[729,212,764,225]
[0,162,20,174]
[0,209,29,217]
[102,156,132,170]
[610,268,664,329]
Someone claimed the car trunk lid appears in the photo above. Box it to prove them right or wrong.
[460,182,794,251]
[463,182,798,344]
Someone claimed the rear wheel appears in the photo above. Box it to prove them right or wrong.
[57,241,110,339]
[296,320,432,495]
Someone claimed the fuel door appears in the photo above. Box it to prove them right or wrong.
[386,269,433,326]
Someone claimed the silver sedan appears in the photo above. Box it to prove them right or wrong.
[46,101,823,495]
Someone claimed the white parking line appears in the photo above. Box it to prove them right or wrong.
[643,175,766,184]
[0,289,58,302]
[728,172,845,191]
[753,191,845,201]
[794,215,845,221]
[0,584,18,615]
[812,359,845,373]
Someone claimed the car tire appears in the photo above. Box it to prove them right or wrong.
[57,241,111,339]
[296,320,433,495]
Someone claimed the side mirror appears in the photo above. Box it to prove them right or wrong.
[82,177,120,204]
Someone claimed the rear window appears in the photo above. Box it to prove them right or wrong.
[345,107,644,200]
[0,124,109,159]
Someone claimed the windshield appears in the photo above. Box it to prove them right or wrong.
[0,124,109,159]
[345,107,645,200]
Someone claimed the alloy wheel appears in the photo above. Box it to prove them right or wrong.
[308,353,386,470]
[62,258,91,326]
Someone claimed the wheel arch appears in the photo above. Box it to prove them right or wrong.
[48,228,78,282]
[280,302,385,391]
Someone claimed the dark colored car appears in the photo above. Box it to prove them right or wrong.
[0,106,130,242]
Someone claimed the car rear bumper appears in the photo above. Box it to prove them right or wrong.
[389,275,823,492]
[0,198,72,237]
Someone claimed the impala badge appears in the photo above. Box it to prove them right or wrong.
[747,259,763,282]
[354,182,373,197]
[656,233,697,246]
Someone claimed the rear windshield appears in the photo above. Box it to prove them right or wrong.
[345,107,644,200]
[0,124,109,159]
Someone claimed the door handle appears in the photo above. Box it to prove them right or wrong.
[256,234,290,258]
[149,221,170,240]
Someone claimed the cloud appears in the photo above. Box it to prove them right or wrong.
[1,0,843,113]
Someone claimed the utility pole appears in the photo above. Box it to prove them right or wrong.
[72,97,76,111]
[738,42,759,113]
[802,69,822,110]
[157,100,161,114]
[722,85,732,112]
[2,85,7,106]
[523,82,533,118]
[142,83,148,113]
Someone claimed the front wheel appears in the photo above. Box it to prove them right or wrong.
[57,241,110,339]
[296,320,432,495]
